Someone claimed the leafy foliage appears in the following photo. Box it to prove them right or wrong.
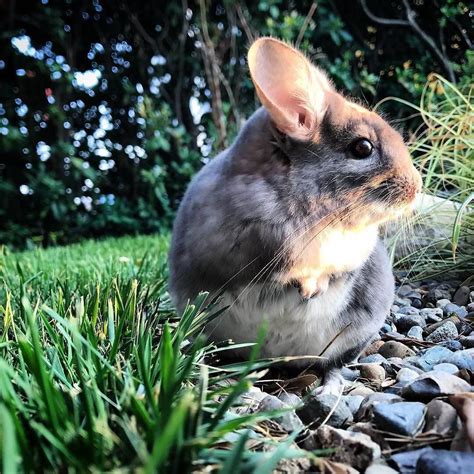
[385,76,473,278]
[0,0,471,247]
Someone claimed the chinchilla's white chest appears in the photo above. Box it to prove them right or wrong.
[205,276,355,363]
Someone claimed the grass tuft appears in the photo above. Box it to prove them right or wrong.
[0,235,313,471]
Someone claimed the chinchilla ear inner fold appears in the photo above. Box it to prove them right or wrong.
[248,37,332,140]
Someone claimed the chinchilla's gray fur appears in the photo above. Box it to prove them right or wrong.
[168,107,400,391]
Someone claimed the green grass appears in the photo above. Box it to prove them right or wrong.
[0,235,316,472]
[380,75,473,280]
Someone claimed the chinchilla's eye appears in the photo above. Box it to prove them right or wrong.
[349,138,374,159]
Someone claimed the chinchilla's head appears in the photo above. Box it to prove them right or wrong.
[247,38,422,228]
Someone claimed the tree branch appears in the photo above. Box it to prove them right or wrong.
[361,0,456,83]
[360,0,409,26]
[296,2,317,48]
[401,0,455,83]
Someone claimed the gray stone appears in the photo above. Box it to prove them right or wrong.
[278,392,302,408]
[425,316,463,335]
[420,307,443,320]
[341,367,360,381]
[408,295,423,309]
[432,363,458,374]
[416,450,474,474]
[444,302,468,318]
[297,393,353,428]
[381,323,393,333]
[356,393,403,421]
[397,284,414,297]
[453,286,470,306]
[395,314,426,331]
[424,399,459,436]
[365,464,398,474]
[359,353,387,364]
[407,325,424,340]
[347,383,375,397]
[402,371,472,401]
[443,339,463,351]
[396,305,420,315]
[315,425,381,472]
[342,395,364,416]
[444,348,474,370]
[379,341,416,359]
[396,367,419,384]
[373,401,426,436]
[394,296,411,307]
[236,386,267,413]
[359,363,386,383]
[257,395,304,432]
[388,447,433,473]
[429,285,452,302]
[426,321,458,342]
[436,298,451,309]
[460,335,474,348]
[414,346,453,371]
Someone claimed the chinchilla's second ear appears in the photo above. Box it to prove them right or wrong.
[248,37,333,141]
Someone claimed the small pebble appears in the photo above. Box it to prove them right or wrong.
[420,307,443,319]
[395,314,426,331]
[388,447,433,473]
[373,401,426,436]
[378,341,415,359]
[436,298,451,309]
[453,286,470,306]
[432,363,458,374]
[407,325,423,340]
[396,367,419,384]
[444,348,474,370]
[397,284,413,297]
[278,392,302,408]
[393,296,411,307]
[359,363,386,383]
[356,393,402,421]
[396,306,420,315]
[341,367,360,381]
[443,339,463,351]
[348,384,375,397]
[257,395,304,432]
[460,335,474,348]
[342,395,364,416]
[315,425,381,472]
[426,321,458,342]
[402,370,472,400]
[443,302,468,318]
[297,393,353,428]
[359,354,387,364]
[424,399,459,436]
[416,450,474,474]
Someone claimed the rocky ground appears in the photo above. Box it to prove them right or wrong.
[234,279,474,473]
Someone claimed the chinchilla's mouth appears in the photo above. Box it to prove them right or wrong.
[369,178,418,208]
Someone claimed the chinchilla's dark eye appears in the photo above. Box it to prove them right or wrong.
[349,138,374,159]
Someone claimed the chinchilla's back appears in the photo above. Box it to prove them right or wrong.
[168,108,289,311]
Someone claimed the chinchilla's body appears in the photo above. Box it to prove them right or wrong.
[169,39,422,393]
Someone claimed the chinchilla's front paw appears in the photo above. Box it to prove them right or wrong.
[313,369,345,396]
[296,275,330,300]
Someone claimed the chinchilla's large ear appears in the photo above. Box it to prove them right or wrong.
[248,37,333,140]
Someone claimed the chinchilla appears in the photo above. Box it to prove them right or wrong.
[168,38,422,394]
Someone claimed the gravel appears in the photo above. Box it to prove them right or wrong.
[234,278,473,471]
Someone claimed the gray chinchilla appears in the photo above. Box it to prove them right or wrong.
[169,38,422,394]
